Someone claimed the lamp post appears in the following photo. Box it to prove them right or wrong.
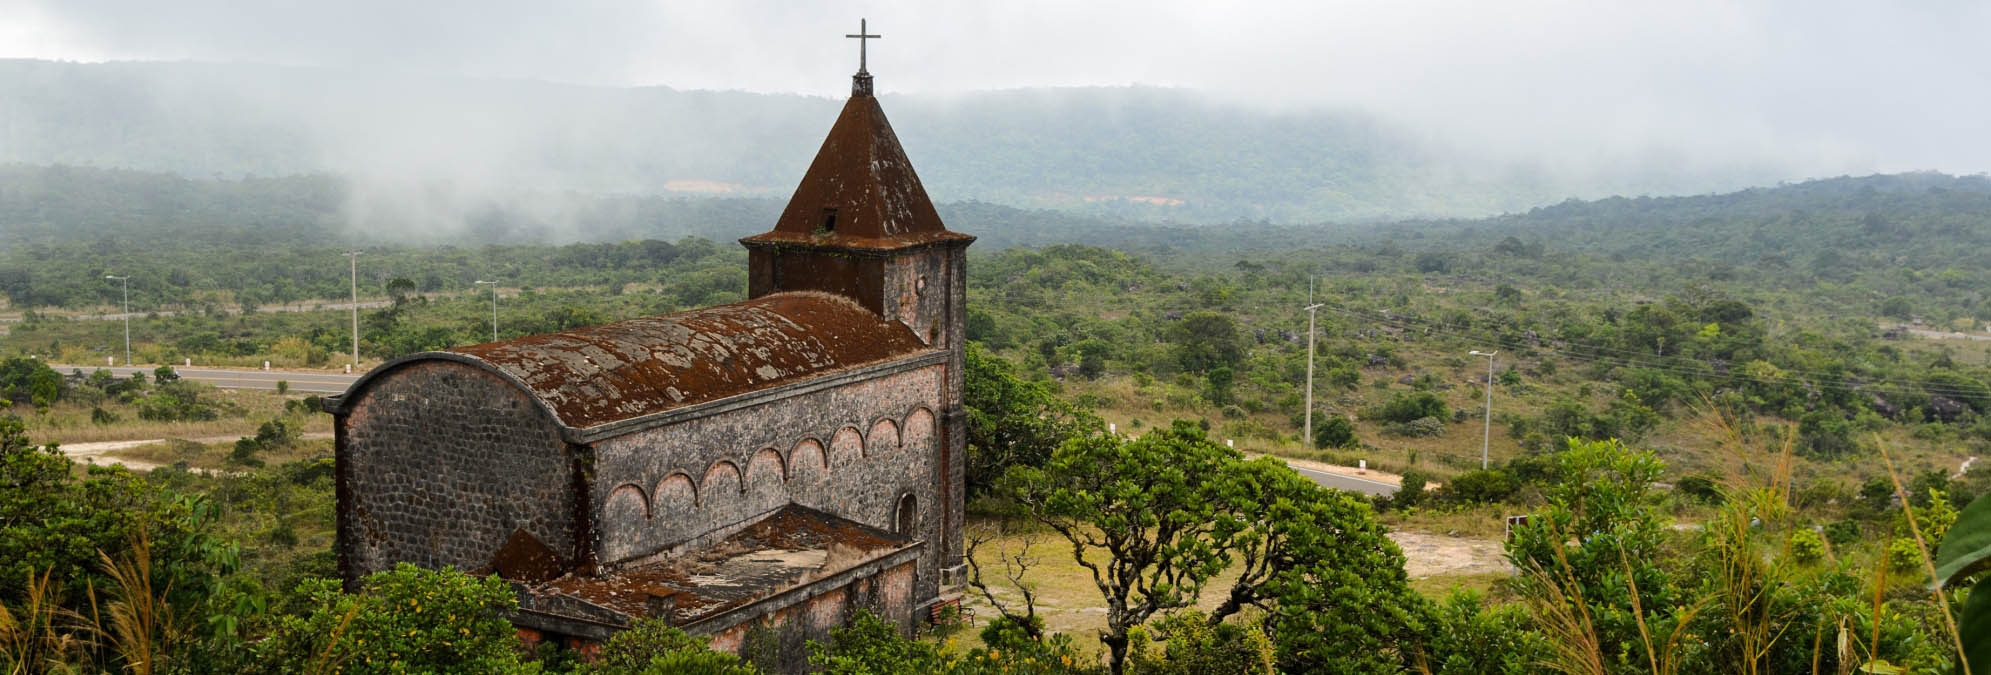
[104,275,130,366]
[348,251,361,369]
[1302,278,1323,449]
[1470,349,1497,470]
[475,281,498,342]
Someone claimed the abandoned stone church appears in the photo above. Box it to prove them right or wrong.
[323,62,972,662]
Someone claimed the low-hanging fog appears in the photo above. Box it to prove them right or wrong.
[3,0,1987,239]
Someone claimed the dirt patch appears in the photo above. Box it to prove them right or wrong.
[1390,530,1512,578]
[1249,453,1444,490]
[58,432,329,474]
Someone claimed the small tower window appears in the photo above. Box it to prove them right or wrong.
[819,208,839,233]
[895,493,918,538]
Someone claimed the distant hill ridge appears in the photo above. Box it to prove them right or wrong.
[3,164,1987,271]
[0,59,1809,224]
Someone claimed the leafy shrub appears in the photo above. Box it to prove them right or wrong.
[255,563,536,674]
[1675,474,1724,504]
[135,380,227,422]
[1422,589,1547,674]
[808,610,947,673]
[1394,470,1431,509]
[1885,537,1924,574]
[1126,611,1273,675]
[1797,410,1857,459]
[1824,520,1861,547]
[1322,367,1360,390]
[1787,528,1826,564]
[1312,416,1356,448]
[1366,391,1449,424]
[1382,416,1445,438]
[1440,470,1518,505]
[578,617,758,674]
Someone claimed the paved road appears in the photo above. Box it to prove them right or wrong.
[51,365,359,394]
[1285,464,1400,496]
[2,299,398,323]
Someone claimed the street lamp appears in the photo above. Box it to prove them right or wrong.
[348,251,361,370]
[104,275,130,366]
[475,281,498,342]
[1470,350,1498,470]
[1302,278,1323,450]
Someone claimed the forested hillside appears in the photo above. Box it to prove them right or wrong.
[6,166,1989,327]
[0,59,1785,223]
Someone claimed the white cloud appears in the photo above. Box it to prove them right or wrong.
[5,0,1989,179]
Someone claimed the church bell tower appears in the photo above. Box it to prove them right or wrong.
[739,20,974,581]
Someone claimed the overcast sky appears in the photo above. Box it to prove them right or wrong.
[6,0,1990,178]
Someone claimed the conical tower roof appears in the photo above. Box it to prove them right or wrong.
[742,91,971,250]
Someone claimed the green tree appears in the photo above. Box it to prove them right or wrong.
[1209,458,1433,672]
[1312,416,1356,449]
[1004,421,1429,673]
[1074,338,1112,380]
[1168,312,1243,374]
[1001,422,1245,672]
[1203,367,1235,406]
[963,343,1102,495]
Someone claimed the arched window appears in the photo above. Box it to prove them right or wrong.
[894,493,918,538]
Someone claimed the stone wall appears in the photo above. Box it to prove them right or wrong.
[338,360,575,580]
[885,245,968,572]
[591,363,945,601]
[704,558,920,671]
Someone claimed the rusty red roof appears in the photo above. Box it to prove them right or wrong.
[344,291,930,431]
[740,93,971,251]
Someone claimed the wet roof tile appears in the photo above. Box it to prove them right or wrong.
[439,291,927,430]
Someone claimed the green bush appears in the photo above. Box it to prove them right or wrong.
[578,617,758,674]
[1394,470,1431,509]
[1675,474,1724,504]
[1382,416,1445,438]
[1311,416,1356,449]
[1126,611,1273,675]
[1439,470,1517,505]
[1787,528,1826,565]
[255,563,537,674]
[1422,589,1547,674]
[1366,391,1450,425]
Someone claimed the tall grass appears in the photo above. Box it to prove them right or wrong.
[1874,435,1972,675]
[94,533,178,675]
[0,569,91,673]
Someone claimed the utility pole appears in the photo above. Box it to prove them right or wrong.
[475,281,498,342]
[1470,350,1498,470]
[1303,278,1323,450]
[104,275,130,366]
[349,251,361,369]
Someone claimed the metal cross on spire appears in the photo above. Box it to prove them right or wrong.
[846,18,881,96]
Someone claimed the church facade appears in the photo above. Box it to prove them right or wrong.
[323,62,971,662]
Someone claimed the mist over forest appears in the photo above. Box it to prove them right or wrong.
[7,7,1991,669]
[0,59,1829,235]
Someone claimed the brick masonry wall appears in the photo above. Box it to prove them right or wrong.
[705,559,919,671]
[339,361,574,579]
[591,363,945,601]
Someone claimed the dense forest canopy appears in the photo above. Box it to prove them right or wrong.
[4,165,1988,327]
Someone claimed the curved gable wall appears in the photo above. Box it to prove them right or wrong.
[340,360,574,577]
